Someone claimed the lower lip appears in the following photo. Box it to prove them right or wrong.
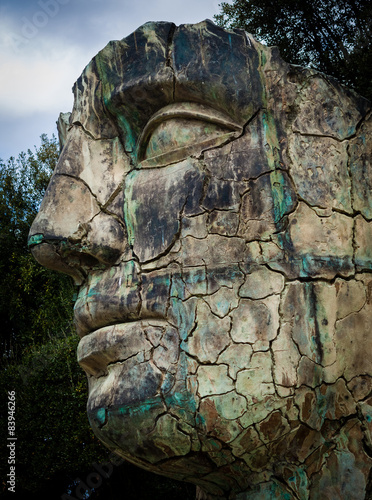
[77,319,168,376]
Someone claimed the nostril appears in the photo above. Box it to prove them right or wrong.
[59,246,103,270]
[67,223,89,244]
[28,233,107,286]
[29,236,86,286]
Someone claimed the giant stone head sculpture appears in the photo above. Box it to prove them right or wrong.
[29,20,372,499]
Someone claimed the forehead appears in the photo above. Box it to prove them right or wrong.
[71,20,263,152]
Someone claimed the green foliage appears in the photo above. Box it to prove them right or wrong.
[0,135,75,361]
[0,135,103,496]
[215,0,372,101]
[0,335,108,495]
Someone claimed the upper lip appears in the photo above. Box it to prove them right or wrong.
[74,295,142,338]
[73,267,143,338]
[73,265,171,338]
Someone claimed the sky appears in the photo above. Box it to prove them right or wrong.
[0,0,232,161]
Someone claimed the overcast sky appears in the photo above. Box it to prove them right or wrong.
[0,0,232,161]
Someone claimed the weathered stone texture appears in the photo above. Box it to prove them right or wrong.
[28,18,372,500]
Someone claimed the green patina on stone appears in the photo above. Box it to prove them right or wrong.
[27,233,44,247]
[270,170,297,223]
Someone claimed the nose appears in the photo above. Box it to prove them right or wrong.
[28,125,131,285]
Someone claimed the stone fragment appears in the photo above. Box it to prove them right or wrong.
[257,410,291,444]
[203,391,247,420]
[349,115,372,219]
[205,286,240,318]
[197,365,234,397]
[181,234,246,267]
[70,59,118,140]
[89,397,168,466]
[203,114,274,181]
[335,299,372,380]
[238,171,297,241]
[280,281,337,367]
[296,356,323,388]
[295,379,356,431]
[87,357,162,410]
[218,344,253,380]
[272,202,354,279]
[141,269,171,318]
[289,134,351,213]
[84,211,127,264]
[239,265,284,299]
[125,159,204,262]
[30,174,100,242]
[95,21,175,151]
[58,126,130,205]
[150,414,191,458]
[181,213,208,239]
[236,351,275,404]
[230,296,280,350]
[207,210,240,236]
[272,322,301,389]
[292,74,368,140]
[198,397,242,443]
[347,376,372,401]
[182,266,207,297]
[335,279,366,320]
[230,427,263,457]
[182,302,230,363]
[153,326,179,371]
[355,215,372,271]
[172,19,263,126]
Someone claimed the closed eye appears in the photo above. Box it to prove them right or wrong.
[137,102,242,168]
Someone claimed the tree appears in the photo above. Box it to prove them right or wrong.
[215,0,372,101]
[0,135,75,361]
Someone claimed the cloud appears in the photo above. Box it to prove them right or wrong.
[0,0,233,159]
[0,46,80,117]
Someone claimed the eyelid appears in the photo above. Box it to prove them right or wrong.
[137,102,242,165]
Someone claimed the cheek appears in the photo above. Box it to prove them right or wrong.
[124,159,205,263]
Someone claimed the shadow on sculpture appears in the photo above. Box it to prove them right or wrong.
[29,20,372,499]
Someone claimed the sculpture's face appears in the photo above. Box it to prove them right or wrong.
[29,21,372,498]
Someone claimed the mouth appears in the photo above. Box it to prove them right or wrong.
[73,260,172,338]
[77,319,170,376]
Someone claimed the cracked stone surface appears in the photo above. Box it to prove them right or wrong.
[29,19,372,500]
